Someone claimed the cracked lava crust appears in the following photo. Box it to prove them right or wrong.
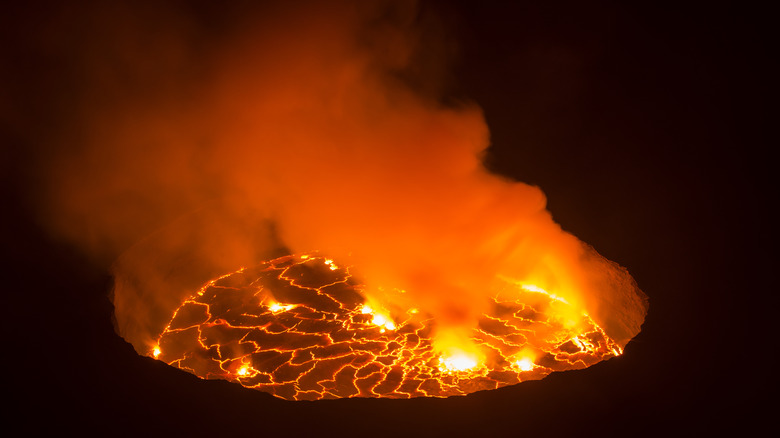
[152,253,623,400]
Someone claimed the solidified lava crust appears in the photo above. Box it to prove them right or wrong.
[154,254,622,400]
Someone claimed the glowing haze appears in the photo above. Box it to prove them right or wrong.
[34,0,647,367]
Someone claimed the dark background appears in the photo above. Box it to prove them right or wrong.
[2,1,771,435]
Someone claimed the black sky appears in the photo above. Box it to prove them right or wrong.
[2,0,772,435]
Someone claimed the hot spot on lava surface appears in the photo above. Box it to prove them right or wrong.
[153,254,622,400]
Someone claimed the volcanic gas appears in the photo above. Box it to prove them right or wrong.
[33,1,648,401]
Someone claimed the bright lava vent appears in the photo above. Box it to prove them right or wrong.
[151,253,624,400]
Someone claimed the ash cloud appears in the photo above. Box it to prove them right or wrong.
[26,0,646,351]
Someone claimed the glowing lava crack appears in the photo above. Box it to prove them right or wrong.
[152,254,623,400]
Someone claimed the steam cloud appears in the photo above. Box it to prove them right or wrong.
[32,0,647,353]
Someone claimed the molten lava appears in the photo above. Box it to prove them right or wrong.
[152,253,624,400]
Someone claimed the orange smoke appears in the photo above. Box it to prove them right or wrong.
[33,1,646,356]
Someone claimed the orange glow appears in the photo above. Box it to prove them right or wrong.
[268,302,295,313]
[439,353,479,373]
[515,358,534,372]
[518,283,570,305]
[360,303,396,331]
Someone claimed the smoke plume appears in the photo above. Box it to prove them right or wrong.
[30,0,647,354]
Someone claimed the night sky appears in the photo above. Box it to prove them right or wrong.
[3,1,770,435]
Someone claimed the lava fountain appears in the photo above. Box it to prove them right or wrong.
[35,1,648,401]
